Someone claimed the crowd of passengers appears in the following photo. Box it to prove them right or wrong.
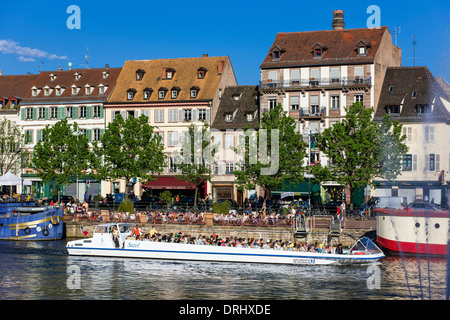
[126,225,344,254]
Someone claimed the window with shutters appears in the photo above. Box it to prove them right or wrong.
[38,107,45,119]
[168,132,178,147]
[66,107,73,119]
[169,109,178,122]
[154,109,164,123]
[424,126,435,142]
[183,109,192,121]
[93,105,101,118]
[198,109,207,121]
[80,106,87,118]
[93,129,101,142]
[50,107,58,119]
[26,108,33,120]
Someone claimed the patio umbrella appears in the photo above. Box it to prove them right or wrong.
[0,172,32,195]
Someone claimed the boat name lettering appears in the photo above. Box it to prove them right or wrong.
[127,242,140,248]
[293,258,315,265]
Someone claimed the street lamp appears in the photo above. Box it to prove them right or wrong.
[73,130,82,202]
[303,128,318,207]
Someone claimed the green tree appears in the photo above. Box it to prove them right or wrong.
[174,122,215,209]
[0,118,25,175]
[312,102,407,208]
[31,119,91,203]
[92,114,165,193]
[233,104,308,212]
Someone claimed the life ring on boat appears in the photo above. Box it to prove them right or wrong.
[50,216,60,225]
[42,228,49,237]
[24,227,31,235]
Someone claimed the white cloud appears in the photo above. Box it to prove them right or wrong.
[0,39,69,62]
[18,56,36,62]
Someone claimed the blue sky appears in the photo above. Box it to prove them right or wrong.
[0,0,449,84]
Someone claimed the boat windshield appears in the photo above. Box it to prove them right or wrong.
[349,237,383,254]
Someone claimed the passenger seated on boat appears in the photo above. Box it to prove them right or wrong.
[130,224,142,240]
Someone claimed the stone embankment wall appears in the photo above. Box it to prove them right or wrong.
[65,222,368,247]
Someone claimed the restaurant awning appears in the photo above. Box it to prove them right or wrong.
[141,176,196,190]
[272,180,320,196]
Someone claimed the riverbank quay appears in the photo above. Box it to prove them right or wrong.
[64,218,375,247]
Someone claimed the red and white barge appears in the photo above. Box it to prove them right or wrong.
[375,206,449,256]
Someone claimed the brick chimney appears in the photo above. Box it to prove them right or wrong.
[332,10,345,30]
[217,60,224,75]
[162,67,167,78]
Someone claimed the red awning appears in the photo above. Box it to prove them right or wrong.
[142,176,196,190]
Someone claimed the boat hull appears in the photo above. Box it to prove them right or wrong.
[67,239,384,265]
[0,206,64,241]
[375,208,449,257]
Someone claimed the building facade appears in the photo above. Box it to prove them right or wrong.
[211,85,260,204]
[259,10,401,168]
[258,10,401,205]
[18,66,121,200]
[374,67,450,207]
[104,55,237,198]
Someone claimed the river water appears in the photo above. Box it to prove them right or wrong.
[0,239,448,300]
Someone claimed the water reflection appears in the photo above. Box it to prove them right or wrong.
[0,240,448,300]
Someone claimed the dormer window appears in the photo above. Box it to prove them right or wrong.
[225,113,233,122]
[167,68,176,79]
[158,87,168,99]
[56,87,62,96]
[197,67,207,79]
[416,104,431,114]
[411,91,417,98]
[388,85,394,92]
[32,87,38,96]
[98,84,105,94]
[269,45,285,61]
[232,94,240,101]
[74,73,81,80]
[143,88,153,100]
[385,105,400,115]
[85,85,93,95]
[171,87,181,99]
[312,42,327,59]
[44,86,51,96]
[355,40,371,56]
[190,86,200,98]
[50,74,56,81]
[136,69,145,81]
[71,85,79,95]
[102,71,109,79]
[127,89,136,100]
[246,113,254,122]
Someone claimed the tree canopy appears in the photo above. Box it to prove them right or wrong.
[312,102,408,207]
[92,114,166,190]
[233,104,308,208]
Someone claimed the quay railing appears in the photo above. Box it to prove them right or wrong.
[66,210,376,230]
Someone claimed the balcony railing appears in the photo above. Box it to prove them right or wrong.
[300,107,327,117]
[260,76,372,90]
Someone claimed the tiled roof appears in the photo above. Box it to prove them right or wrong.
[0,74,39,99]
[22,67,121,103]
[212,85,259,130]
[107,56,230,104]
[260,27,388,69]
[375,66,450,123]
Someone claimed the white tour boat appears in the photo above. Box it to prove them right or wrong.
[66,223,385,265]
